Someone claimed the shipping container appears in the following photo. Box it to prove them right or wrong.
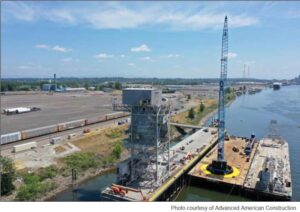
[1,132,21,145]
[85,115,106,125]
[21,125,58,139]
[13,141,37,153]
[50,137,61,145]
[58,119,85,131]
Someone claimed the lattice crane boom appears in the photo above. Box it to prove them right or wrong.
[217,16,228,162]
[207,16,233,175]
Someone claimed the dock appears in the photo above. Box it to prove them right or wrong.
[101,128,218,201]
[244,138,292,200]
[188,136,292,201]
[188,136,258,188]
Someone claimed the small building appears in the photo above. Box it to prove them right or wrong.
[42,84,57,91]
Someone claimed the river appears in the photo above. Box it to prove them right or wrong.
[53,85,300,201]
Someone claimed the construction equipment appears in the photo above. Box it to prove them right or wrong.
[111,184,147,201]
[207,16,233,175]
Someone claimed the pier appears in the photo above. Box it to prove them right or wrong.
[101,128,218,201]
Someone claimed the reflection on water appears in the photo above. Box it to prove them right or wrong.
[51,171,116,201]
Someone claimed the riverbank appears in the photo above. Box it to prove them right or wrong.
[0,125,129,201]
[43,167,115,201]
[199,97,236,127]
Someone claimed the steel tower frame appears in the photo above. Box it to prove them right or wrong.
[217,16,228,162]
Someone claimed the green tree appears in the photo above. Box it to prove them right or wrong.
[112,142,123,159]
[16,174,56,201]
[37,165,58,181]
[114,82,122,90]
[108,82,114,88]
[186,94,191,100]
[96,84,104,91]
[63,152,99,171]
[188,108,195,119]
[225,87,232,94]
[199,103,205,112]
[0,156,16,195]
[84,82,90,90]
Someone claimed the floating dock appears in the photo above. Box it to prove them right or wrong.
[244,138,292,200]
[188,137,292,201]
[101,128,218,201]
[189,136,258,188]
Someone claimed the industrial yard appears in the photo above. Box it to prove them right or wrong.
[1,92,113,134]
[0,2,300,207]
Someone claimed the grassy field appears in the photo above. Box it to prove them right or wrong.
[171,88,235,126]
[171,99,218,125]
[71,125,128,156]
[10,125,129,201]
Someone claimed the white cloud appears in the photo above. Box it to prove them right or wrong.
[131,44,151,52]
[35,44,72,52]
[120,54,127,58]
[128,63,136,67]
[46,9,76,24]
[228,52,237,59]
[3,2,35,22]
[94,53,114,59]
[3,2,259,31]
[52,45,72,52]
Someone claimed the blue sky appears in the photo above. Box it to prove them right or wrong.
[1,1,300,79]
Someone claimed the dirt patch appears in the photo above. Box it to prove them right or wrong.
[71,125,129,156]
[54,146,66,154]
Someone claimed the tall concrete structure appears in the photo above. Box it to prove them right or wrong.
[117,88,171,188]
